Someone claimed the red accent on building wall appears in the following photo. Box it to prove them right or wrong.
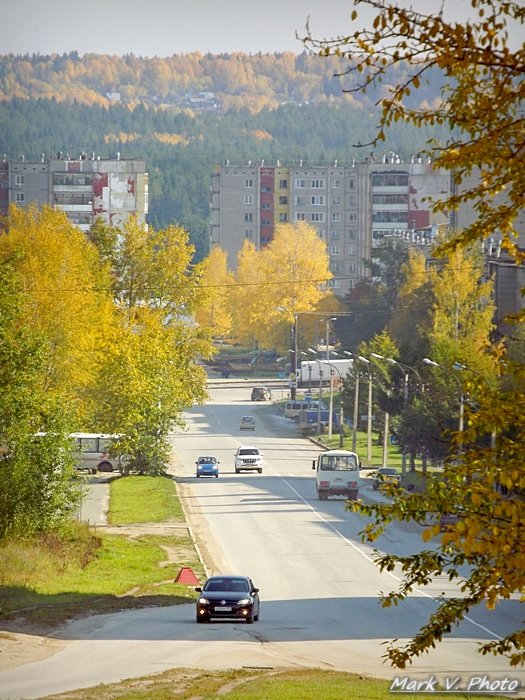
[408,210,430,229]
[260,167,275,244]
[66,161,81,172]
[127,177,135,195]
[93,172,109,215]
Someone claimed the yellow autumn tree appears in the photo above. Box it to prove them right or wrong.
[194,246,234,339]
[229,223,334,351]
[229,240,264,347]
[0,205,116,424]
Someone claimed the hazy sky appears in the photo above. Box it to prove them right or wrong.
[2,0,512,57]
[2,0,357,56]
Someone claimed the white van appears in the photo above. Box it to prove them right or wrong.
[312,449,360,500]
[71,433,127,473]
[284,400,322,419]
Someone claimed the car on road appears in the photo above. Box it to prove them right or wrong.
[251,387,272,401]
[239,415,256,430]
[195,456,219,478]
[234,445,263,473]
[372,467,401,490]
[195,575,260,623]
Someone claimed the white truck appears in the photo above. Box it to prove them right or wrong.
[312,449,360,500]
[299,359,352,386]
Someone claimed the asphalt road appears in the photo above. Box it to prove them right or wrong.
[0,383,523,699]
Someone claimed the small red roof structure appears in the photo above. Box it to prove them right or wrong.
[174,566,200,585]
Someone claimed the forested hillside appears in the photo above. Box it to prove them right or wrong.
[0,52,450,259]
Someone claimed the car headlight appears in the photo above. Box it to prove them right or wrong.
[237,598,251,605]
[198,596,210,605]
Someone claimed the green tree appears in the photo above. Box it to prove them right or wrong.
[304,0,525,667]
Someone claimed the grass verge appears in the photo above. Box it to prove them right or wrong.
[40,667,505,700]
[0,476,204,630]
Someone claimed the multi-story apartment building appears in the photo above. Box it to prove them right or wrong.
[451,169,525,325]
[210,157,449,297]
[0,154,148,232]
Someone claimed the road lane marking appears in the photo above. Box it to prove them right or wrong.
[281,478,502,641]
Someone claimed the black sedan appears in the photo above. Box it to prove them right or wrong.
[195,575,260,624]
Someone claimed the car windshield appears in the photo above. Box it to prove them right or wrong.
[380,468,398,475]
[204,578,249,592]
[239,448,259,455]
[198,457,216,463]
[242,417,254,422]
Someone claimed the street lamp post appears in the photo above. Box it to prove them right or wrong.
[324,317,337,359]
[343,350,360,453]
[317,363,324,435]
[307,347,317,395]
[291,314,298,400]
[371,353,423,477]
[324,360,343,445]
[363,358,373,464]
[278,306,298,400]
[453,362,497,450]
[423,358,465,460]
[328,366,335,438]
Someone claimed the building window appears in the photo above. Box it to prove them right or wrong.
[295,178,307,188]
[262,185,272,192]
[279,213,288,222]
[244,212,253,222]
[328,279,341,289]
[311,195,325,205]
[311,212,325,222]
[296,212,306,221]
[348,179,355,189]
[261,218,272,226]
[261,202,271,209]
[348,261,356,273]
[15,174,25,186]
[331,212,341,223]
[330,261,340,273]
[295,195,306,206]
[311,179,326,188]
[244,229,254,239]
[346,229,356,239]
[244,178,253,188]
[373,193,409,204]
[372,211,407,223]
[347,244,355,256]
[15,192,25,202]
[348,212,356,222]
[331,195,341,205]
[279,195,288,205]
[279,179,288,188]
[244,194,253,205]
[330,230,340,239]
[330,245,341,255]
[331,179,341,188]
[371,173,409,187]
